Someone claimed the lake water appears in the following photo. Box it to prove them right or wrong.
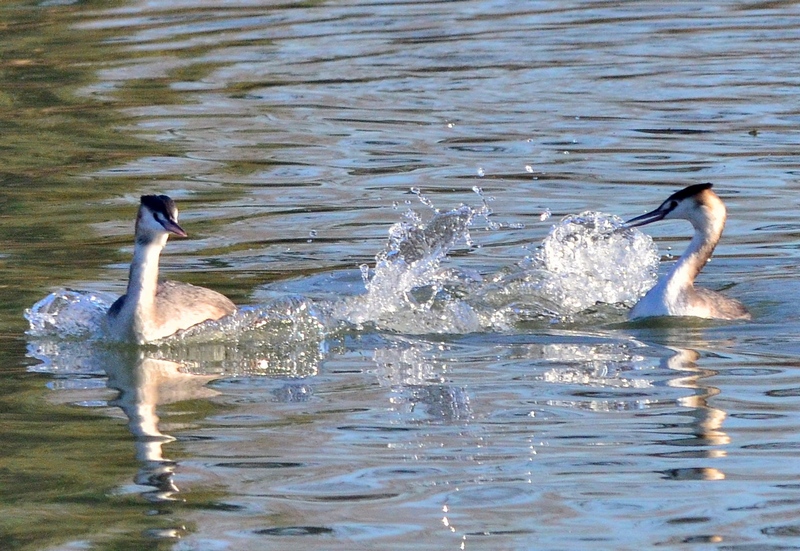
[3,1,800,550]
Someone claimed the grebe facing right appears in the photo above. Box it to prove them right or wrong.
[624,183,750,321]
[106,195,236,344]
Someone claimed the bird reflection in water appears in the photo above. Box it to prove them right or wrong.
[104,351,220,502]
[100,341,324,502]
[662,346,728,482]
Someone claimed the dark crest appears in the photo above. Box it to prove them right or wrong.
[666,183,713,203]
[140,194,178,218]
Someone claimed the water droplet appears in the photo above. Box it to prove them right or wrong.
[410,187,435,210]
[309,230,317,238]
[525,165,533,173]
[359,263,371,285]
[447,122,454,128]
[540,209,551,221]
[477,167,485,177]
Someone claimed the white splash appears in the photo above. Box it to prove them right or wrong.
[331,204,483,334]
[535,211,658,314]
[472,211,658,327]
[25,290,115,340]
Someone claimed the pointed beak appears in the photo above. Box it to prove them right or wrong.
[162,218,188,237]
[623,207,668,229]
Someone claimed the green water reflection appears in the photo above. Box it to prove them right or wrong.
[1,1,157,330]
[0,340,201,551]
[0,2,203,548]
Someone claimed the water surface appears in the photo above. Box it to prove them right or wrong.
[3,1,800,550]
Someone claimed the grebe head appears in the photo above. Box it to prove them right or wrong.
[624,183,725,231]
[136,195,187,242]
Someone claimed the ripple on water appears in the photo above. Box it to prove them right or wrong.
[20,197,681,551]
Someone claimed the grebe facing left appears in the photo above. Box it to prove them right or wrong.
[624,183,750,321]
[106,195,236,344]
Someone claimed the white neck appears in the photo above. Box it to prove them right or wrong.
[664,209,724,299]
[124,234,168,325]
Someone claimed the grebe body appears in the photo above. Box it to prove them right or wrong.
[625,183,750,321]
